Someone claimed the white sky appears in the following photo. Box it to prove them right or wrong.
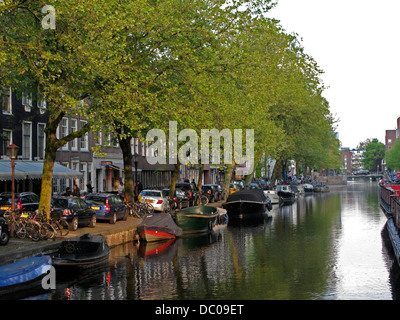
[267,0,400,149]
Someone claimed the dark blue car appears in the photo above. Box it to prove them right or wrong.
[84,193,129,224]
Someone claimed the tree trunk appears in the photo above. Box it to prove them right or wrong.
[169,162,181,198]
[197,164,203,192]
[38,124,58,220]
[222,160,235,201]
[118,132,134,203]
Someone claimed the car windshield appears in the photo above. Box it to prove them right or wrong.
[85,196,106,205]
[52,198,69,208]
[141,191,162,197]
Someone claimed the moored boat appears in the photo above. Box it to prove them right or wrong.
[52,233,110,269]
[276,185,296,204]
[173,206,219,234]
[136,212,183,242]
[222,189,272,219]
[313,182,329,193]
[302,184,314,193]
[263,190,279,204]
[0,255,52,297]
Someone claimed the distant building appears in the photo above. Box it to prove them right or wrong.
[340,148,365,174]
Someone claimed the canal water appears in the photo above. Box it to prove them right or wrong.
[40,181,400,300]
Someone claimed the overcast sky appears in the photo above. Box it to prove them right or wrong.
[267,0,400,149]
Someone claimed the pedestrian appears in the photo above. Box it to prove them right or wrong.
[63,187,72,196]
[118,181,125,195]
[72,184,80,197]
[86,181,93,193]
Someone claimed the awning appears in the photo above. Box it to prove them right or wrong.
[0,161,83,181]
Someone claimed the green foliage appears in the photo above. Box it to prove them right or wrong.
[386,139,400,171]
[362,138,385,171]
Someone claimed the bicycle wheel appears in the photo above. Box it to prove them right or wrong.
[144,203,154,214]
[41,222,56,240]
[201,195,209,206]
[53,219,69,237]
[26,221,40,241]
[14,220,27,239]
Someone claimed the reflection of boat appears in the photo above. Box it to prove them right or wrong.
[0,255,52,297]
[136,212,183,242]
[173,206,219,234]
[52,233,110,269]
[264,190,279,204]
[222,189,272,219]
[276,185,296,204]
[138,239,177,257]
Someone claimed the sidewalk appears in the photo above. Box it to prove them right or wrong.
[0,215,142,266]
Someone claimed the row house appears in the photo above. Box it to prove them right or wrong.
[0,86,217,196]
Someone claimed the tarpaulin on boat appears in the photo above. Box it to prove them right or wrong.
[138,212,183,237]
[225,189,268,204]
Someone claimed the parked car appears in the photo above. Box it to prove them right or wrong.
[84,193,129,224]
[51,196,97,231]
[0,192,40,216]
[229,184,237,195]
[175,183,200,206]
[162,188,190,210]
[249,182,261,190]
[258,181,269,190]
[139,190,170,212]
[233,180,245,190]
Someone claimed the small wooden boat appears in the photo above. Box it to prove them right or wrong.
[52,233,110,269]
[222,189,272,219]
[276,185,296,204]
[136,212,183,242]
[173,206,219,234]
[0,255,52,297]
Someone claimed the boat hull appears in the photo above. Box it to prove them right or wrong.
[52,234,110,269]
[222,201,268,219]
[0,255,52,297]
[137,227,177,242]
[173,206,218,234]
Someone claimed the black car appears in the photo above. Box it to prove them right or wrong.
[84,193,129,224]
[162,188,190,210]
[0,192,40,216]
[175,183,200,206]
[51,196,97,231]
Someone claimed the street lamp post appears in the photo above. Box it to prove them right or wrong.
[133,152,139,197]
[7,144,19,237]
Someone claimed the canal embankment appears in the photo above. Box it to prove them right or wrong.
[0,201,223,266]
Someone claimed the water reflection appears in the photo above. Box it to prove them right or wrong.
[32,181,400,300]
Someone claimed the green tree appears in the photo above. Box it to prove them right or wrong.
[386,139,400,171]
[363,138,385,171]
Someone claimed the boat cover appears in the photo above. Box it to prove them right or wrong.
[225,189,268,204]
[0,255,52,287]
[139,212,183,237]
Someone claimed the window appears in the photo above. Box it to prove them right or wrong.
[1,87,12,114]
[70,119,78,150]
[80,120,88,151]
[22,92,32,112]
[61,118,68,150]
[37,123,46,160]
[22,122,32,160]
[95,132,102,146]
[2,130,12,157]
[37,98,46,114]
